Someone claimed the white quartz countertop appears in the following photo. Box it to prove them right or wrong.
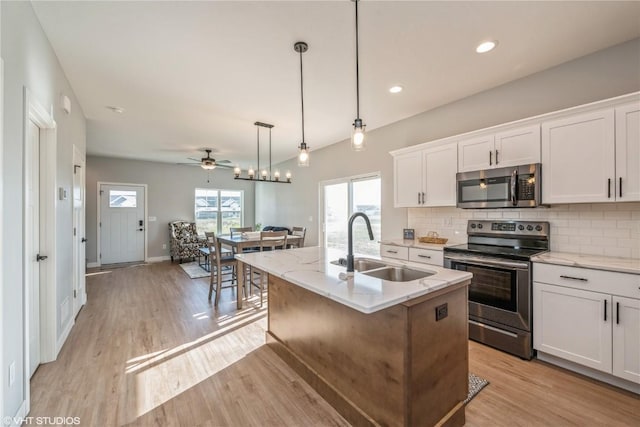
[379,239,460,251]
[236,247,472,314]
[532,251,640,275]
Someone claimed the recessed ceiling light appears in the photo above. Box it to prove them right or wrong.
[389,85,403,94]
[476,40,498,54]
[106,106,125,113]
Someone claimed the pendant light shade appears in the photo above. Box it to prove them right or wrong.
[294,41,310,167]
[351,0,366,151]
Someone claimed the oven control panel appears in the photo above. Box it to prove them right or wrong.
[467,220,549,237]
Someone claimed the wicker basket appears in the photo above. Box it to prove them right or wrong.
[418,236,448,244]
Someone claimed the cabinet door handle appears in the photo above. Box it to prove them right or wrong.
[418,192,421,204]
[418,254,432,259]
[386,250,398,254]
[616,301,620,325]
[604,300,607,322]
[559,275,588,282]
[495,150,499,165]
[607,178,611,198]
[421,192,425,204]
[489,150,493,166]
[619,177,622,198]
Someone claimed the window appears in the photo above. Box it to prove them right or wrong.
[109,190,137,208]
[195,189,243,234]
[322,174,381,256]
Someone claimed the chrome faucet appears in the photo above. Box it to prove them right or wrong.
[346,212,374,274]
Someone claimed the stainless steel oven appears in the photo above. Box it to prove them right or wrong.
[456,163,541,209]
[444,220,549,359]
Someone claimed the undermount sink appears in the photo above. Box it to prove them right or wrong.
[331,258,387,272]
[362,266,434,282]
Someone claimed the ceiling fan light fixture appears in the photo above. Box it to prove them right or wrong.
[201,159,216,170]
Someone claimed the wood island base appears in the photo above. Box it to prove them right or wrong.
[265,274,470,427]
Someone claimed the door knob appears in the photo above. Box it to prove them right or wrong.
[36,254,48,262]
[81,237,87,243]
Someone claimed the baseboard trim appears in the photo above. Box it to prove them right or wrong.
[537,351,640,394]
[147,256,170,263]
[56,317,75,357]
[87,262,99,268]
[8,400,27,427]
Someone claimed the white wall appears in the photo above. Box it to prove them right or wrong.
[256,38,640,248]
[1,1,86,417]
[86,156,257,263]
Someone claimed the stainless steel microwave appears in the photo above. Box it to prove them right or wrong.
[456,163,541,209]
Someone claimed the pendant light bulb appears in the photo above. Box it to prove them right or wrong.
[298,142,310,167]
[351,118,366,151]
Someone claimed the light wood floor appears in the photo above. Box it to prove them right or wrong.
[30,261,639,426]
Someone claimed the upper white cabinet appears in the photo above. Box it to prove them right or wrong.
[423,143,457,207]
[392,142,457,208]
[393,150,423,207]
[542,101,640,204]
[458,125,540,172]
[615,103,640,202]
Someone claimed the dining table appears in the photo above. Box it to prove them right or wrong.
[217,233,303,308]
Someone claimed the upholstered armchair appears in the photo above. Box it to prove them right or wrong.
[169,221,206,263]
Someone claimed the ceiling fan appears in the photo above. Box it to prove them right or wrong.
[179,149,233,170]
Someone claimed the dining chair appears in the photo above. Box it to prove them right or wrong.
[250,230,289,307]
[289,226,306,248]
[229,226,253,238]
[208,234,239,306]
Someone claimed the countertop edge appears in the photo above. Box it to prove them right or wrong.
[532,251,640,275]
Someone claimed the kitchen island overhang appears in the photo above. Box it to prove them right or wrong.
[236,247,472,427]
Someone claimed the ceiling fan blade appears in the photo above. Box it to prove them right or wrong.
[176,162,200,166]
[215,164,234,169]
[187,157,201,162]
[216,159,232,164]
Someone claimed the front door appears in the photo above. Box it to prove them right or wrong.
[99,184,145,264]
[26,119,41,377]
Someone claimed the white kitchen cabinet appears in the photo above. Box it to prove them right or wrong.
[380,244,409,261]
[542,100,639,204]
[422,143,457,206]
[408,247,444,266]
[458,125,540,172]
[615,103,640,202]
[392,142,457,207]
[380,244,443,267]
[393,150,423,207]
[534,283,612,373]
[533,263,640,386]
[613,296,640,383]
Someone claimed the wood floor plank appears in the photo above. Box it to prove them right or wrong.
[29,261,639,426]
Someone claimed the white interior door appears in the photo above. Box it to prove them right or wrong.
[100,184,145,264]
[26,119,41,377]
[72,149,86,316]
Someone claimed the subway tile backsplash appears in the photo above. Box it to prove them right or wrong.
[408,202,640,259]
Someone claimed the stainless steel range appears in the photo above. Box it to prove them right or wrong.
[443,220,549,359]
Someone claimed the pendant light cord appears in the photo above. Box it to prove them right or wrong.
[355,0,360,120]
[299,48,305,144]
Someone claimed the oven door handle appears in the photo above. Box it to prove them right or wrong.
[511,168,518,206]
[445,255,529,270]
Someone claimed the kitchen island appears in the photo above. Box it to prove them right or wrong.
[236,247,472,427]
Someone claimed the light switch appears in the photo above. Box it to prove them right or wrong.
[148,216,157,222]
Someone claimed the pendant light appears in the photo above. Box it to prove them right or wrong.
[234,122,291,183]
[294,41,310,167]
[351,0,366,151]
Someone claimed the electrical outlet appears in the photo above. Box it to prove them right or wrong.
[9,361,16,386]
[435,303,448,321]
[162,244,167,250]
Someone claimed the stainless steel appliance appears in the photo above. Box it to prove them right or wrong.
[456,163,541,209]
[444,220,549,359]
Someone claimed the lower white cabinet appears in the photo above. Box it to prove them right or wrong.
[533,263,640,385]
[380,244,443,267]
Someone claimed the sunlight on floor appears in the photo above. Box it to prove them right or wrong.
[131,309,267,419]
[85,270,112,277]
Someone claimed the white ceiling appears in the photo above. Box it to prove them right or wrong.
[32,1,640,168]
